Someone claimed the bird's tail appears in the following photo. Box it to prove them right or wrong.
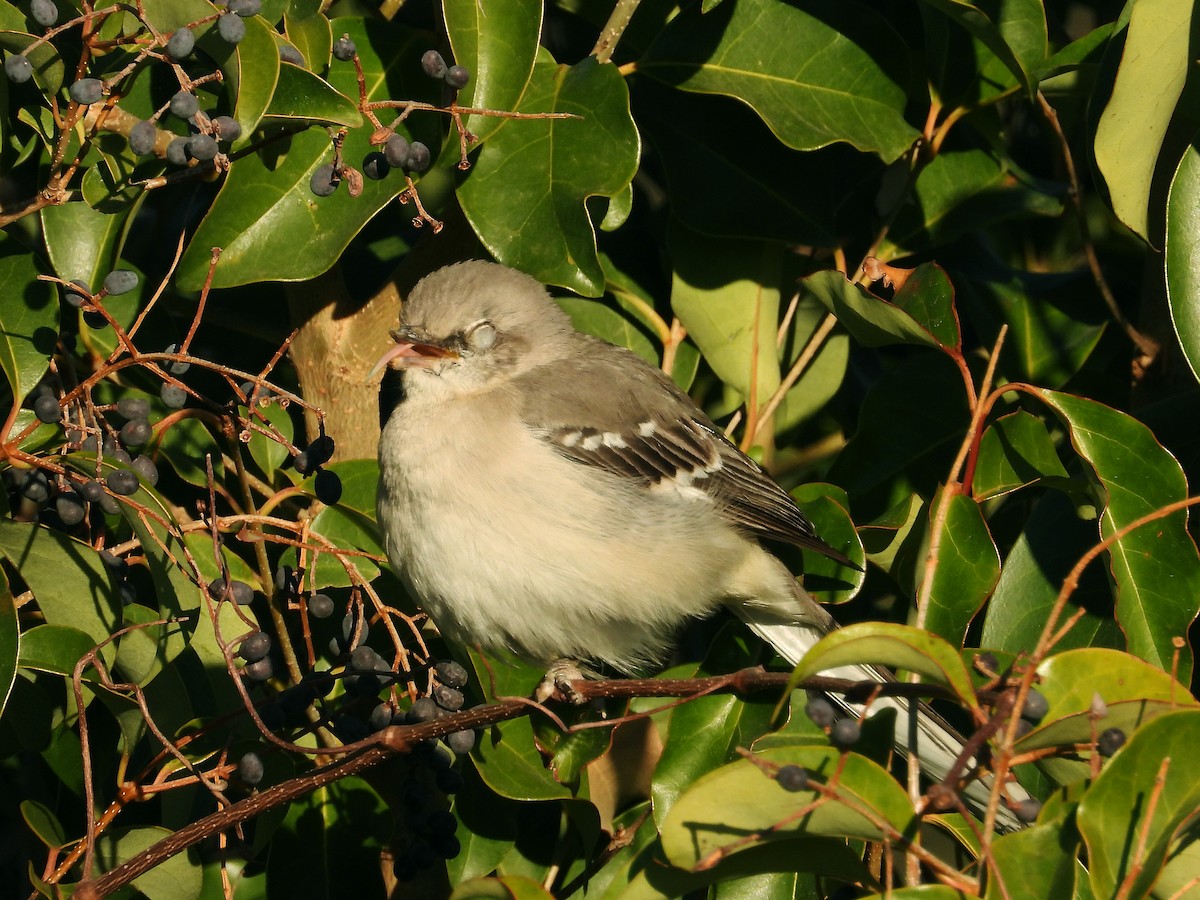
[735,612,1026,833]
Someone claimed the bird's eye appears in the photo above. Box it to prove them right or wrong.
[469,321,497,351]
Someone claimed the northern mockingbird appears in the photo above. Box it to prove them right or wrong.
[374,260,1023,830]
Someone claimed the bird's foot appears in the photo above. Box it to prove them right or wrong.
[535,659,588,705]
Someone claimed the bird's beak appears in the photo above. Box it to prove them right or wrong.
[367,328,459,381]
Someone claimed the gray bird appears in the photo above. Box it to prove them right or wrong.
[374,260,1023,830]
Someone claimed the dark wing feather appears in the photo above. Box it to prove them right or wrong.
[514,341,853,565]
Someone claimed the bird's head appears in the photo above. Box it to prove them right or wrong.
[370,261,575,400]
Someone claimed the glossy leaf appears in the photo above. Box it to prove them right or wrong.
[41,200,131,291]
[981,489,1123,657]
[891,263,961,352]
[21,799,67,850]
[917,487,1000,646]
[787,621,980,710]
[973,410,1069,500]
[0,232,57,406]
[669,226,781,414]
[176,18,433,289]
[1165,143,1200,382]
[1077,710,1200,900]
[284,8,330,71]
[1093,0,1191,239]
[457,54,640,296]
[261,63,360,125]
[95,825,202,900]
[641,0,918,161]
[660,746,916,868]
[17,623,103,676]
[0,28,64,95]
[0,520,120,645]
[1035,388,1200,682]
[443,0,542,145]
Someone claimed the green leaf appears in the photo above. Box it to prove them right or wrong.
[829,353,970,509]
[987,821,1076,900]
[660,746,916,868]
[0,28,63,95]
[18,623,104,677]
[1017,648,1194,757]
[1077,710,1200,900]
[880,147,1064,256]
[864,889,980,900]
[0,232,57,406]
[652,628,776,829]
[973,410,1070,500]
[860,494,925,580]
[177,18,432,289]
[1093,0,1192,239]
[444,0,542,146]
[209,13,280,143]
[917,487,1000,647]
[788,621,980,711]
[641,0,918,161]
[891,263,962,352]
[247,398,293,477]
[0,521,120,644]
[457,54,640,297]
[668,225,782,415]
[467,647,572,802]
[1165,143,1200,383]
[284,8,331,71]
[0,569,14,716]
[96,825,203,900]
[791,484,865,603]
[1035,388,1200,682]
[21,799,67,850]
[41,197,132,292]
[555,297,657,365]
[262,63,361,126]
[918,0,1047,96]
[802,270,940,350]
[981,490,1123,659]
[956,268,1105,387]
[155,416,224,488]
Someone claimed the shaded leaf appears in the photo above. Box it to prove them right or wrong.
[919,0,1047,95]
[0,232,57,406]
[802,270,940,349]
[0,520,120,645]
[973,410,1069,500]
[641,0,918,161]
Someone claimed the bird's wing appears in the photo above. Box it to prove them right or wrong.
[513,343,851,564]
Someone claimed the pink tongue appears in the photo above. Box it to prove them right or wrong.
[367,341,420,380]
